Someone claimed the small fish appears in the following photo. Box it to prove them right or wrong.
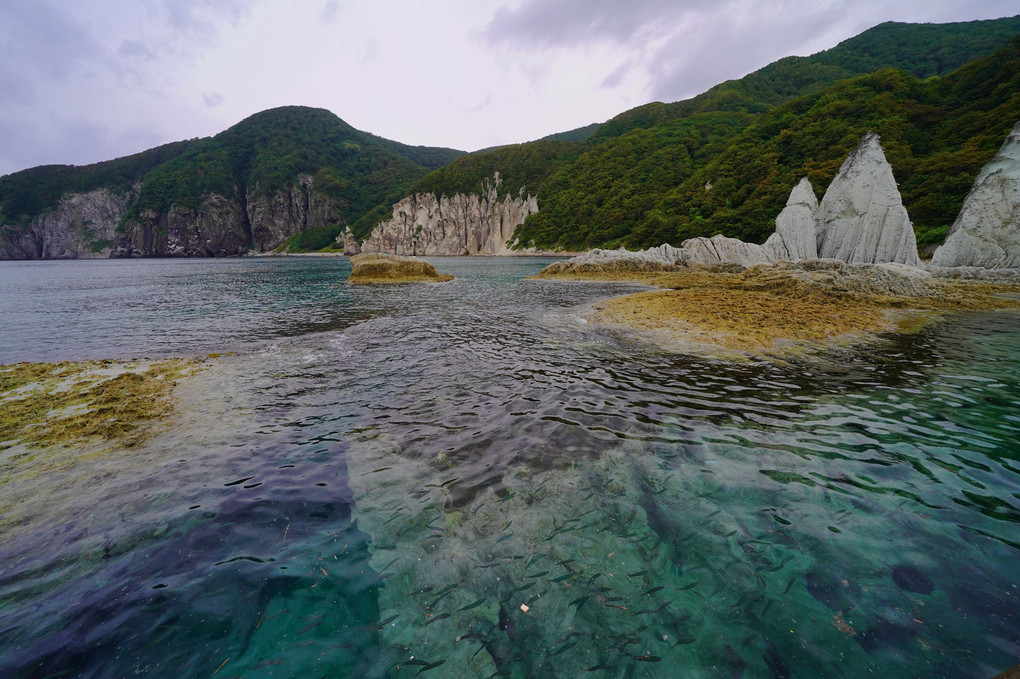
[550,641,578,657]
[642,586,664,596]
[495,534,513,545]
[557,559,576,567]
[416,660,446,675]
[502,519,514,530]
[407,586,434,597]
[569,596,589,609]
[476,562,501,569]
[628,570,649,578]
[497,493,516,503]
[678,582,697,591]
[459,598,486,612]
[375,614,399,629]
[586,664,611,672]
[423,613,450,626]
[365,467,392,474]
[526,571,549,579]
[631,602,670,616]
[635,655,662,662]
[551,573,573,583]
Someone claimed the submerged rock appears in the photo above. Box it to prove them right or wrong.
[816,132,921,266]
[764,177,819,262]
[347,253,454,284]
[931,122,1020,269]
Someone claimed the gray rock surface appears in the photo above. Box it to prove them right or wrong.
[679,234,775,268]
[766,258,935,297]
[0,188,130,259]
[815,132,922,266]
[763,177,818,261]
[356,173,538,256]
[0,173,347,259]
[931,122,1020,269]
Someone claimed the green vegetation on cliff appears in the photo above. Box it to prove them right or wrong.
[134,106,464,219]
[0,141,195,225]
[512,22,1020,252]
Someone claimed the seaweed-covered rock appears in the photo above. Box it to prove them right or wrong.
[931,122,1020,269]
[347,253,454,284]
[815,133,922,266]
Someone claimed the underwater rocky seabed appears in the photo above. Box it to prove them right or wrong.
[0,257,1018,678]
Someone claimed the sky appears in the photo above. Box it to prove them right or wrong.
[1,0,1018,176]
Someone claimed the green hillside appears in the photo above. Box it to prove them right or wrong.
[0,141,195,225]
[1,106,465,251]
[512,22,1020,252]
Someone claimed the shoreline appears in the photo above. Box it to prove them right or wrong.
[535,263,1020,360]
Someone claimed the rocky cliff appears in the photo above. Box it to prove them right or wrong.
[815,132,922,266]
[764,177,819,262]
[0,174,346,259]
[931,121,1020,269]
[352,174,538,256]
[0,188,131,259]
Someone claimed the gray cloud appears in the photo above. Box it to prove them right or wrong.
[203,92,225,108]
[159,0,254,36]
[485,0,695,46]
[321,0,339,24]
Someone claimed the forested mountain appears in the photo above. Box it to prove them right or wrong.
[2,16,1019,259]
[515,36,1020,251]
[0,107,464,258]
[507,17,1020,252]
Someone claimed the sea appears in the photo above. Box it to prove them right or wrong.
[0,256,1017,678]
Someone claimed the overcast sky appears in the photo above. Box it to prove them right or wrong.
[1,0,1017,176]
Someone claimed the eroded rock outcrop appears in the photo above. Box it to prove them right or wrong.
[764,177,818,262]
[815,132,921,266]
[679,234,774,268]
[0,188,131,259]
[347,253,454,284]
[356,174,538,256]
[931,122,1020,269]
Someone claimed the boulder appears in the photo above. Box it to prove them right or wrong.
[815,132,921,266]
[347,253,454,284]
[931,122,1020,269]
[763,177,818,262]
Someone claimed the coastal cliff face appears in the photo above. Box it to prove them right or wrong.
[0,174,345,259]
[0,188,131,259]
[931,121,1020,269]
[354,175,538,256]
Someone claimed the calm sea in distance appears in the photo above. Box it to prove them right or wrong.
[0,256,1018,678]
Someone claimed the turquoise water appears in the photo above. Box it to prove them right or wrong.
[0,257,1017,678]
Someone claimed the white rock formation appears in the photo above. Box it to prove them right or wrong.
[356,173,538,256]
[763,177,818,261]
[678,234,775,268]
[815,132,921,266]
[931,122,1020,269]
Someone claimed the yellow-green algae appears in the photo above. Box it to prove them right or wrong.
[0,358,201,452]
[535,265,1020,356]
[347,253,454,284]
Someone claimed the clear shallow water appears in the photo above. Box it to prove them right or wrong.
[0,257,1018,678]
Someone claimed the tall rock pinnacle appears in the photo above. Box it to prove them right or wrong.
[931,122,1020,269]
[815,132,921,266]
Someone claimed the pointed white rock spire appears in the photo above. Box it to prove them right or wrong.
[815,132,921,266]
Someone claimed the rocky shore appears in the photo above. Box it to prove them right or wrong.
[536,128,1020,358]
